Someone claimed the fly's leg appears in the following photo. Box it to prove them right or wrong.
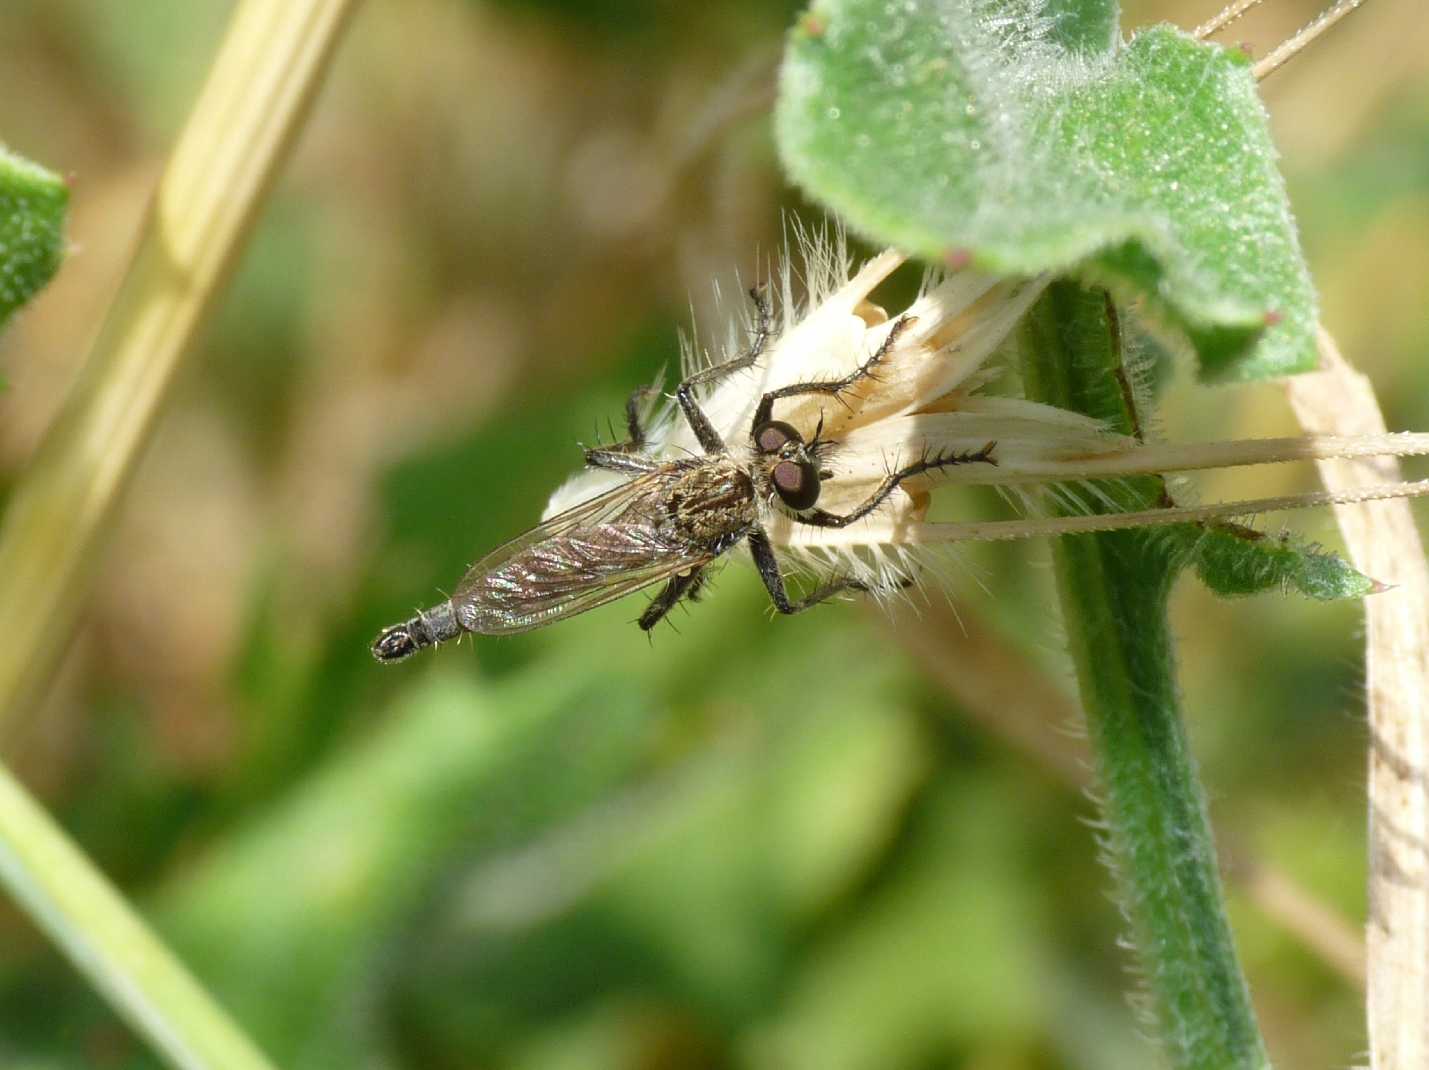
[610,385,656,451]
[751,314,915,434]
[798,441,998,529]
[584,450,661,474]
[747,529,866,613]
[585,387,663,473]
[638,567,707,631]
[676,287,772,454]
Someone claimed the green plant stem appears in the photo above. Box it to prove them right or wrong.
[0,764,278,1070]
[1018,281,1270,1070]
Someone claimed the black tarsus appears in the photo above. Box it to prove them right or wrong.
[584,385,663,473]
[798,441,998,529]
[624,386,652,447]
[676,286,772,454]
[747,529,865,614]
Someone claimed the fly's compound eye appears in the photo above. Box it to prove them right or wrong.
[754,420,802,454]
[772,458,821,511]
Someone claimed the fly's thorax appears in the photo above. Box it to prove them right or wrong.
[664,457,757,546]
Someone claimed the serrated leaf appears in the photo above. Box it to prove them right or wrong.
[777,0,1316,380]
[1023,281,1366,605]
[1168,523,1374,601]
[0,146,67,331]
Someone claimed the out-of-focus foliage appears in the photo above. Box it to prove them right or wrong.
[0,0,1425,1067]
[0,146,66,333]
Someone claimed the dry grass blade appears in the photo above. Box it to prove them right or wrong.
[1286,329,1429,1070]
[1254,0,1371,80]
[0,0,359,734]
[1195,0,1269,40]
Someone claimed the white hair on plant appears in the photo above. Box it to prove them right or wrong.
[543,228,1429,608]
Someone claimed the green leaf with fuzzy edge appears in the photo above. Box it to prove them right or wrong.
[0,147,67,331]
[1167,524,1374,601]
[1039,0,1118,53]
[777,0,1316,381]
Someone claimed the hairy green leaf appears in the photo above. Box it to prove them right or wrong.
[1165,524,1375,601]
[777,0,1316,380]
[0,146,67,331]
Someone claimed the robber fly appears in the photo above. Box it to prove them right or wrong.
[371,292,998,662]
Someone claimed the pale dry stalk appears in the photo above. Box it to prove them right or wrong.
[1286,330,1429,1070]
[0,2,359,1067]
[0,0,360,734]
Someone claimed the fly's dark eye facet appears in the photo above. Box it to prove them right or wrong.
[754,420,802,454]
[772,459,821,510]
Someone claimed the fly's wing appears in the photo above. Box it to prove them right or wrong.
[451,469,712,635]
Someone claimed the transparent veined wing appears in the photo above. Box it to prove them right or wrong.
[451,466,716,634]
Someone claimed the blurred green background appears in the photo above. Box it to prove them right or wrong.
[1,1,1427,1067]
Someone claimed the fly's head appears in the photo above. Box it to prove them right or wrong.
[752,418,834,512]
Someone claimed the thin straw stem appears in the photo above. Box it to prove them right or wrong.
[1254,0,1370,80]
[0,0,358,735]
[1195,0,1268,40]
[908,480,1429,545]
[941,432,1429,485]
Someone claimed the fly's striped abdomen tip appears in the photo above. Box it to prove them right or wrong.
[372,601,462,663]
[372,624,420,663]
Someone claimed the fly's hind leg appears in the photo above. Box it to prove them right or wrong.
[676,287,772,453]
[639,567,707,631]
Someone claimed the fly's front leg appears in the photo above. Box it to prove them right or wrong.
[751,314,915,433]
[638,567,707,631]
[585,386,662,473]
[747,529,864,613]
[798,441,998,529]
[676,287,772,454]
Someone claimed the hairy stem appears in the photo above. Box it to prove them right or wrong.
[1018,281,1270,1070]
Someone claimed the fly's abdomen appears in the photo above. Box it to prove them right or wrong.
[452,526,686,635]
[371,600,462,662]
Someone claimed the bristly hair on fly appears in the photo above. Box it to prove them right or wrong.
[545,225,1429,608]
